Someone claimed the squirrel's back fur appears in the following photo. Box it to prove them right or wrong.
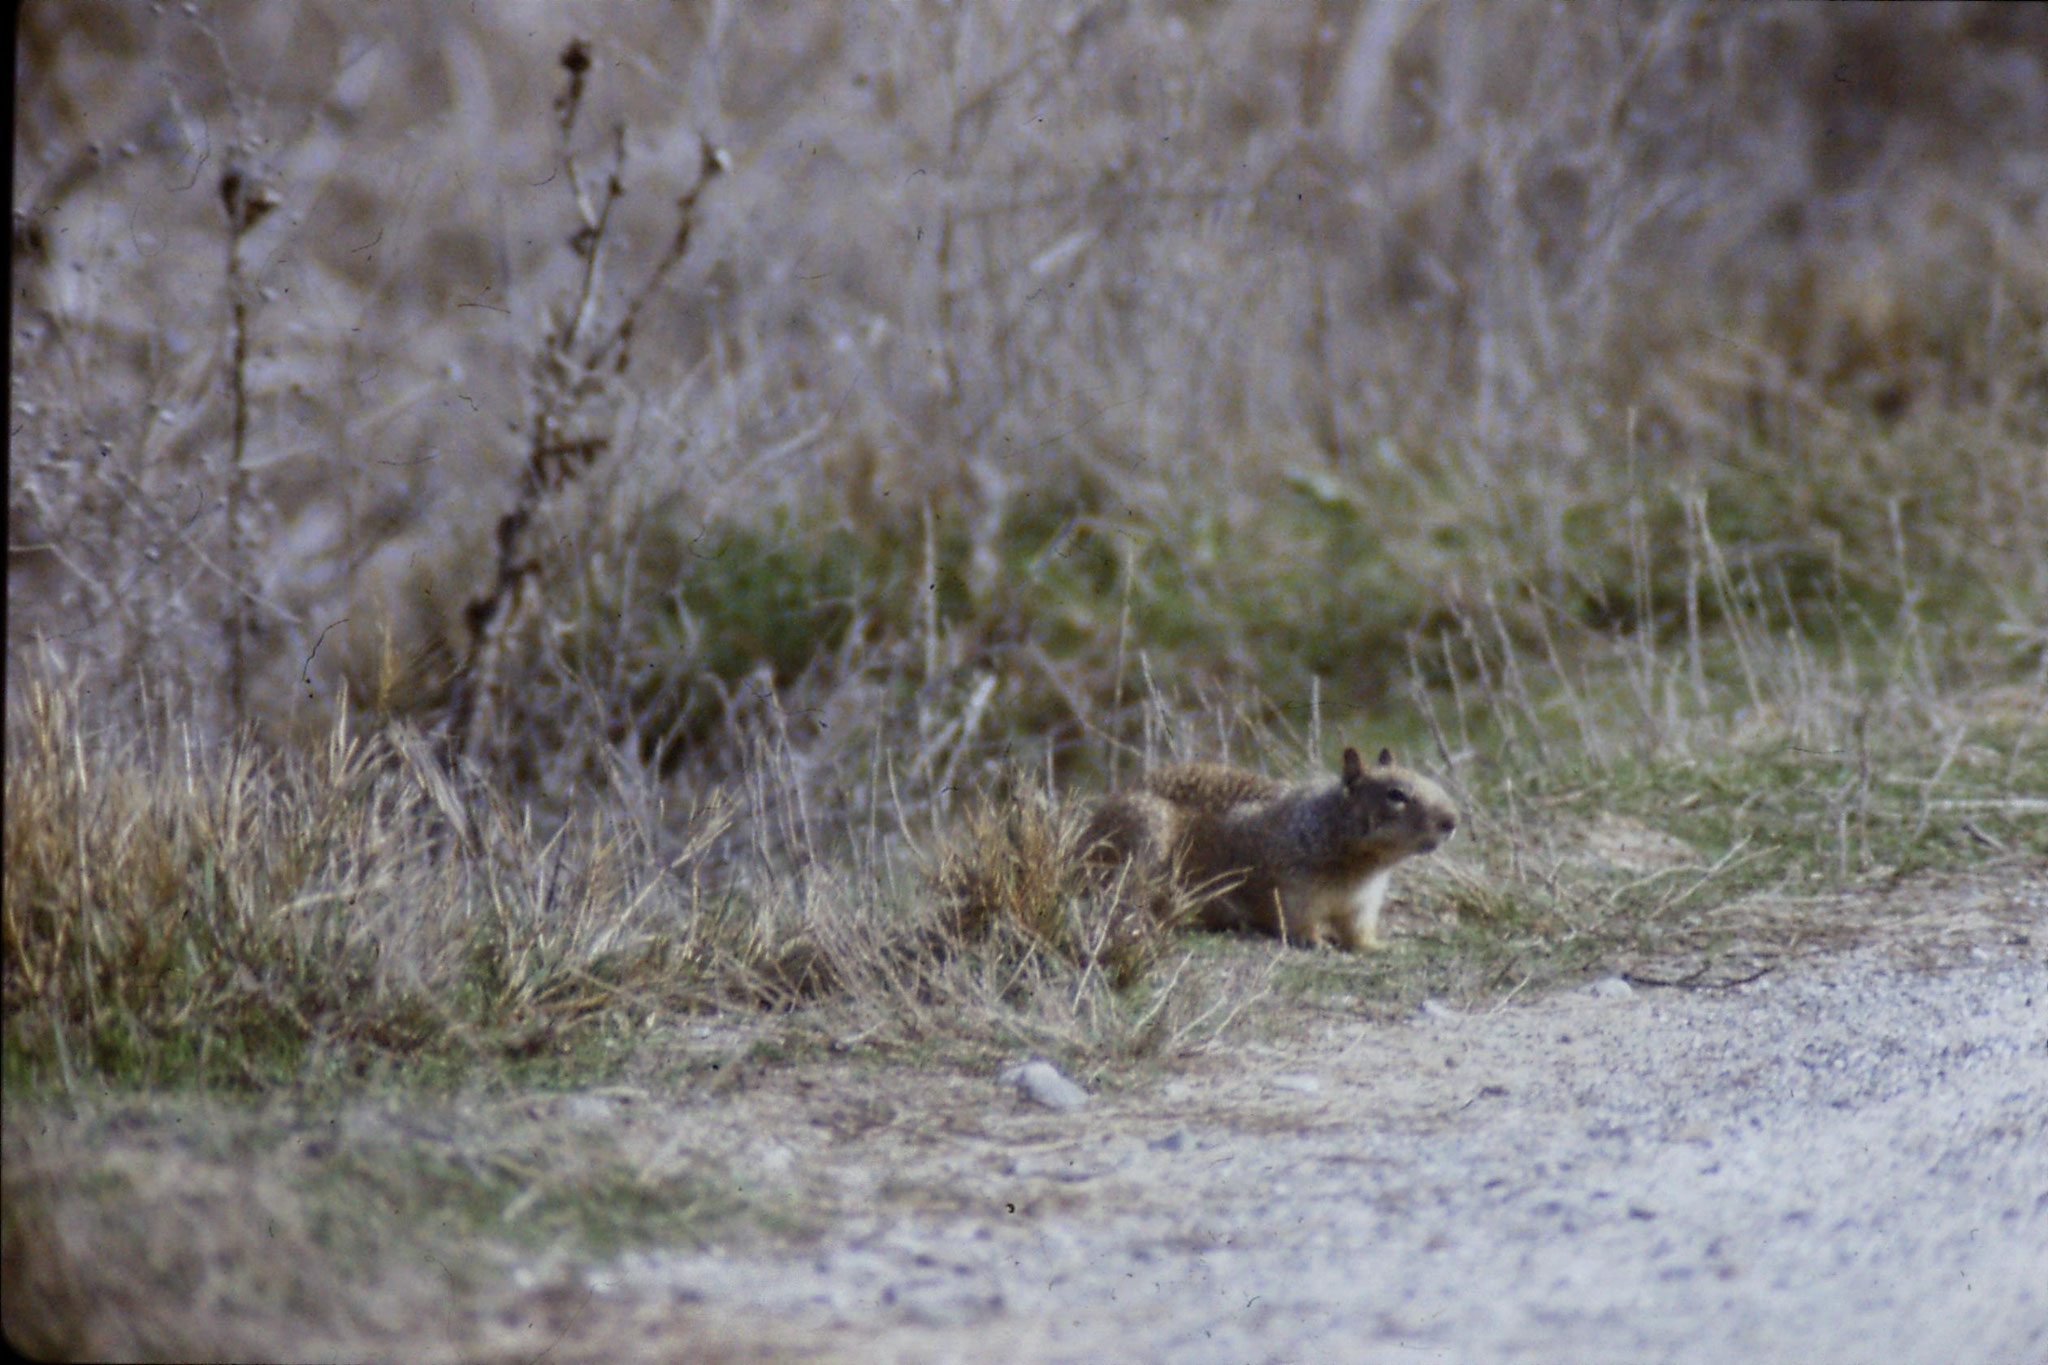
[1084,747,1459,950]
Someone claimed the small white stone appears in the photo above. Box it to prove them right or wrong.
[1271,1073,1324,1094]
[999,1060,1089,1112]
[1585,976,1635,1000]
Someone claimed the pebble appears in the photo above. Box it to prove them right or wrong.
[1586,976,1636,1000]
[999,1060,1089,1112]
[1271,1073,1324,1094]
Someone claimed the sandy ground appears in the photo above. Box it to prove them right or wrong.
[578,866,2048,1364]
[8,867,2043,1362]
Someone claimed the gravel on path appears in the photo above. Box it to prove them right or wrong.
[591,883,2048,1364]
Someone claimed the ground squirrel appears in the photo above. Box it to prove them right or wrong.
[1084,747,1459,951]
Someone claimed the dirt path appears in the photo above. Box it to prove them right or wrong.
[580,867,2048,1364]
[10,869,2044,1362]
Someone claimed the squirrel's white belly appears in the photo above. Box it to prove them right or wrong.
[1276,866,1394,948]
[1349,867,1393,944]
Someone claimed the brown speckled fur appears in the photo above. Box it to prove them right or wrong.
[1084,747,1459,950]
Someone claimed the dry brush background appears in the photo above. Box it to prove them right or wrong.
[10,0,2048,1089]
[14,2,2045,760]
[6,3,2048,1356]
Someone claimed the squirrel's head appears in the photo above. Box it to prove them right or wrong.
[1338,747,1460,856]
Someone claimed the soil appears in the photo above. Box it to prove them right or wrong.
[583,864,2048,1364]
[8,865,2043,1363]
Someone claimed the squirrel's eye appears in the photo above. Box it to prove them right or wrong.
[1386,789,1409,806]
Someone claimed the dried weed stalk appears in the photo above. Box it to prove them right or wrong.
[446,39,727,764]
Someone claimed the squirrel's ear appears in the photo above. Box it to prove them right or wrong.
[1342,747,1364,787]
[1377,747,1394,767]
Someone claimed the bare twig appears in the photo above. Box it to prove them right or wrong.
[445,41,725,764]
[218,164,276,727]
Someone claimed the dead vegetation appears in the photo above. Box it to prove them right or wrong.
[9,0,2044,1090]
[1,1098,826,1364]
[6,2,2048,1357]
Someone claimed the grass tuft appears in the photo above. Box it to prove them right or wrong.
[932,787,1190,993]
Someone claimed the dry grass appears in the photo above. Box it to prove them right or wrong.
[12,3,2043,764]
[1,1099,825,1363]
[1,660,1234,1095]
[934,789,1190,991]
[8,0,2043,1094]
[1,666,750,1093]
[7,2,2048,1355]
